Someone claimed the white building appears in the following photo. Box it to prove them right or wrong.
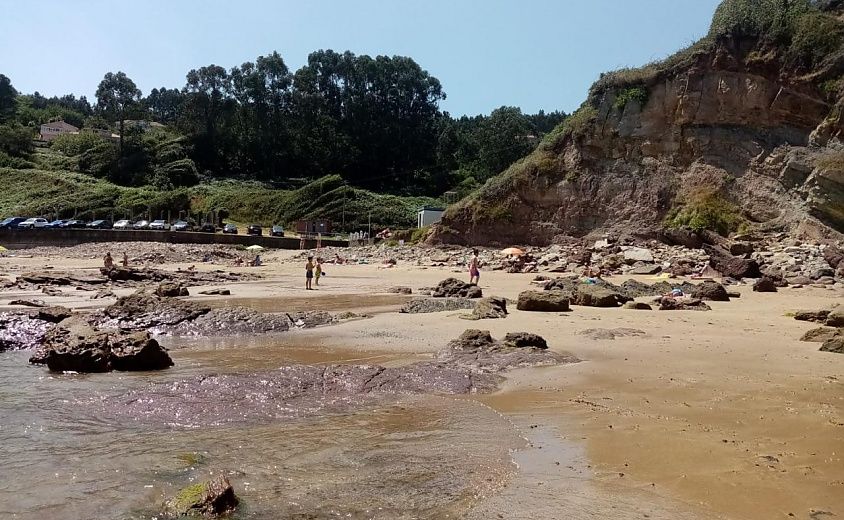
[417,206,445,228]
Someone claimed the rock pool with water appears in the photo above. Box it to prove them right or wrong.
[0,336,531,519]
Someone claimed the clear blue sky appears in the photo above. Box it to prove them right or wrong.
[1,0,721,116]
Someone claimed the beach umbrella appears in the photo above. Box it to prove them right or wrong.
[245,245,264,252]
[501,247,525,256]
[0,245,7,252]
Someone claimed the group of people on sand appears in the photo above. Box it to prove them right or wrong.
[305,255,323,290]
[103,252,128,269]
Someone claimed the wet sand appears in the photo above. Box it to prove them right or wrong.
[1,248,842,519]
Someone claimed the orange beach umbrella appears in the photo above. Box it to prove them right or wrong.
[501,247,525,256]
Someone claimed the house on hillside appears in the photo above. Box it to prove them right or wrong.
[39,120,79,141]
[417,206,445,228]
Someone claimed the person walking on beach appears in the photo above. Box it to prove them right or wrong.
[305,255,314,290]
[103,252,114,269]
[469,249,480,285]
[122,252,129,267]
[314,257,323,286]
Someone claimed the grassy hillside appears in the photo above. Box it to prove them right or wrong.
[0,168,440,231]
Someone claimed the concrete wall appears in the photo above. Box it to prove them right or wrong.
[0,228,347,250]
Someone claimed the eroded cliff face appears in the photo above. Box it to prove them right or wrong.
[431,35,844,246]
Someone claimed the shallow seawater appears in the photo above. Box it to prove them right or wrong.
[0,339,522,519]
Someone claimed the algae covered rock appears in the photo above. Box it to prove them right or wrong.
[165,474,238,517]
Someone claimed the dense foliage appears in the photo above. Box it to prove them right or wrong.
[0,53,565,203]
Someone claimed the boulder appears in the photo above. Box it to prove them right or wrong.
[40,319,112,373]
[752,277,778,293]
[658,298,711,311]
[703,245,761,279]
[503,332,548,349]
[33,306,73,323]
[660,227,704,249]
[728,242,755,256]
[826,309,844,327]
[469,297,508,320]
[400,298,475,314]
[33,317,173,373]
[388,286,413,295]
[155,283,190,297]
[820,337,844,354]
[164,475,239,518]
[794,310,831,323]
[823,245,844,269]
[800,327,842,343]
[690,281,730,302]
[622,301,652,310]
[629,263,661,275]
[109,332,174,371]
[623,247,654,263]
[432,278,482,298]
[571,284,629,307]
[102,290,210,330]
[517,291,570,312]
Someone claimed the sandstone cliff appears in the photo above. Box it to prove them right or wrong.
[431,0,844,246]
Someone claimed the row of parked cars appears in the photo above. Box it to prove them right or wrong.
[0,217,285,236]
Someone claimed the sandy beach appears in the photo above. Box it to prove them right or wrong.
[1,245,842,519]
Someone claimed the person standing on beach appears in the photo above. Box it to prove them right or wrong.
[469,249,480,285]
[305,255,314,290]
[104,252,114,269]
[122,252,129,267]
[314,258,323,286]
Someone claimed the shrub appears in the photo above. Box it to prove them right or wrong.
[0,124,34,158]
[51,132,102,156]
[787,11,843,68]
[613,86,650,110]
[411,226,430,243]
[0,151,35,169]
[667,189,744,236]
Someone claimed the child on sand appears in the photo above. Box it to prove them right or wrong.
[469,249,480,284]
[314,258,323,286]
[122,252,128,267]
[305,255,314,290]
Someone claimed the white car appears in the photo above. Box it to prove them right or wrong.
[113,219,133,229]
[149,220,170,230]
[18,217,49,229]
[133,220,150,229]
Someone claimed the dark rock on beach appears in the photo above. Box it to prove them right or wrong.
[467,296,508,320]
[155,282,190,297]
[432,278,482,298]
[517,290,570,312]
[690,281,730,302]
[820,337,844,354]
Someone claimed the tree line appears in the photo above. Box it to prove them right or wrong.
[0,50,565,197]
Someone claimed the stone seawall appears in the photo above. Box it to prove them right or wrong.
[0,228,347,250]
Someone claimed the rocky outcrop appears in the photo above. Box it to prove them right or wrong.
[429,5,844,246]
[155,283,189,297]
[96,330,579,427]
[99,290,211,331]
[800,327,842,343]
[30,318,173,373]
[820,337,844,354]
[703,246,762,280]
[753,277,778,292]
[658,297,711,311]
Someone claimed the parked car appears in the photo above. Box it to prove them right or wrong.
[61,219,87,228]
[46,219,66,228]
[270,225,285,237]
[222,223,238,234]
[133,220,150,230]
[148,220,170,230]
[87,220,113,229]
[172,220,194,231]
[113,219,133,230]
[199,222,216,233]
[0,217,26,229]
[18,217,49,229]
[246,224,263,236]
